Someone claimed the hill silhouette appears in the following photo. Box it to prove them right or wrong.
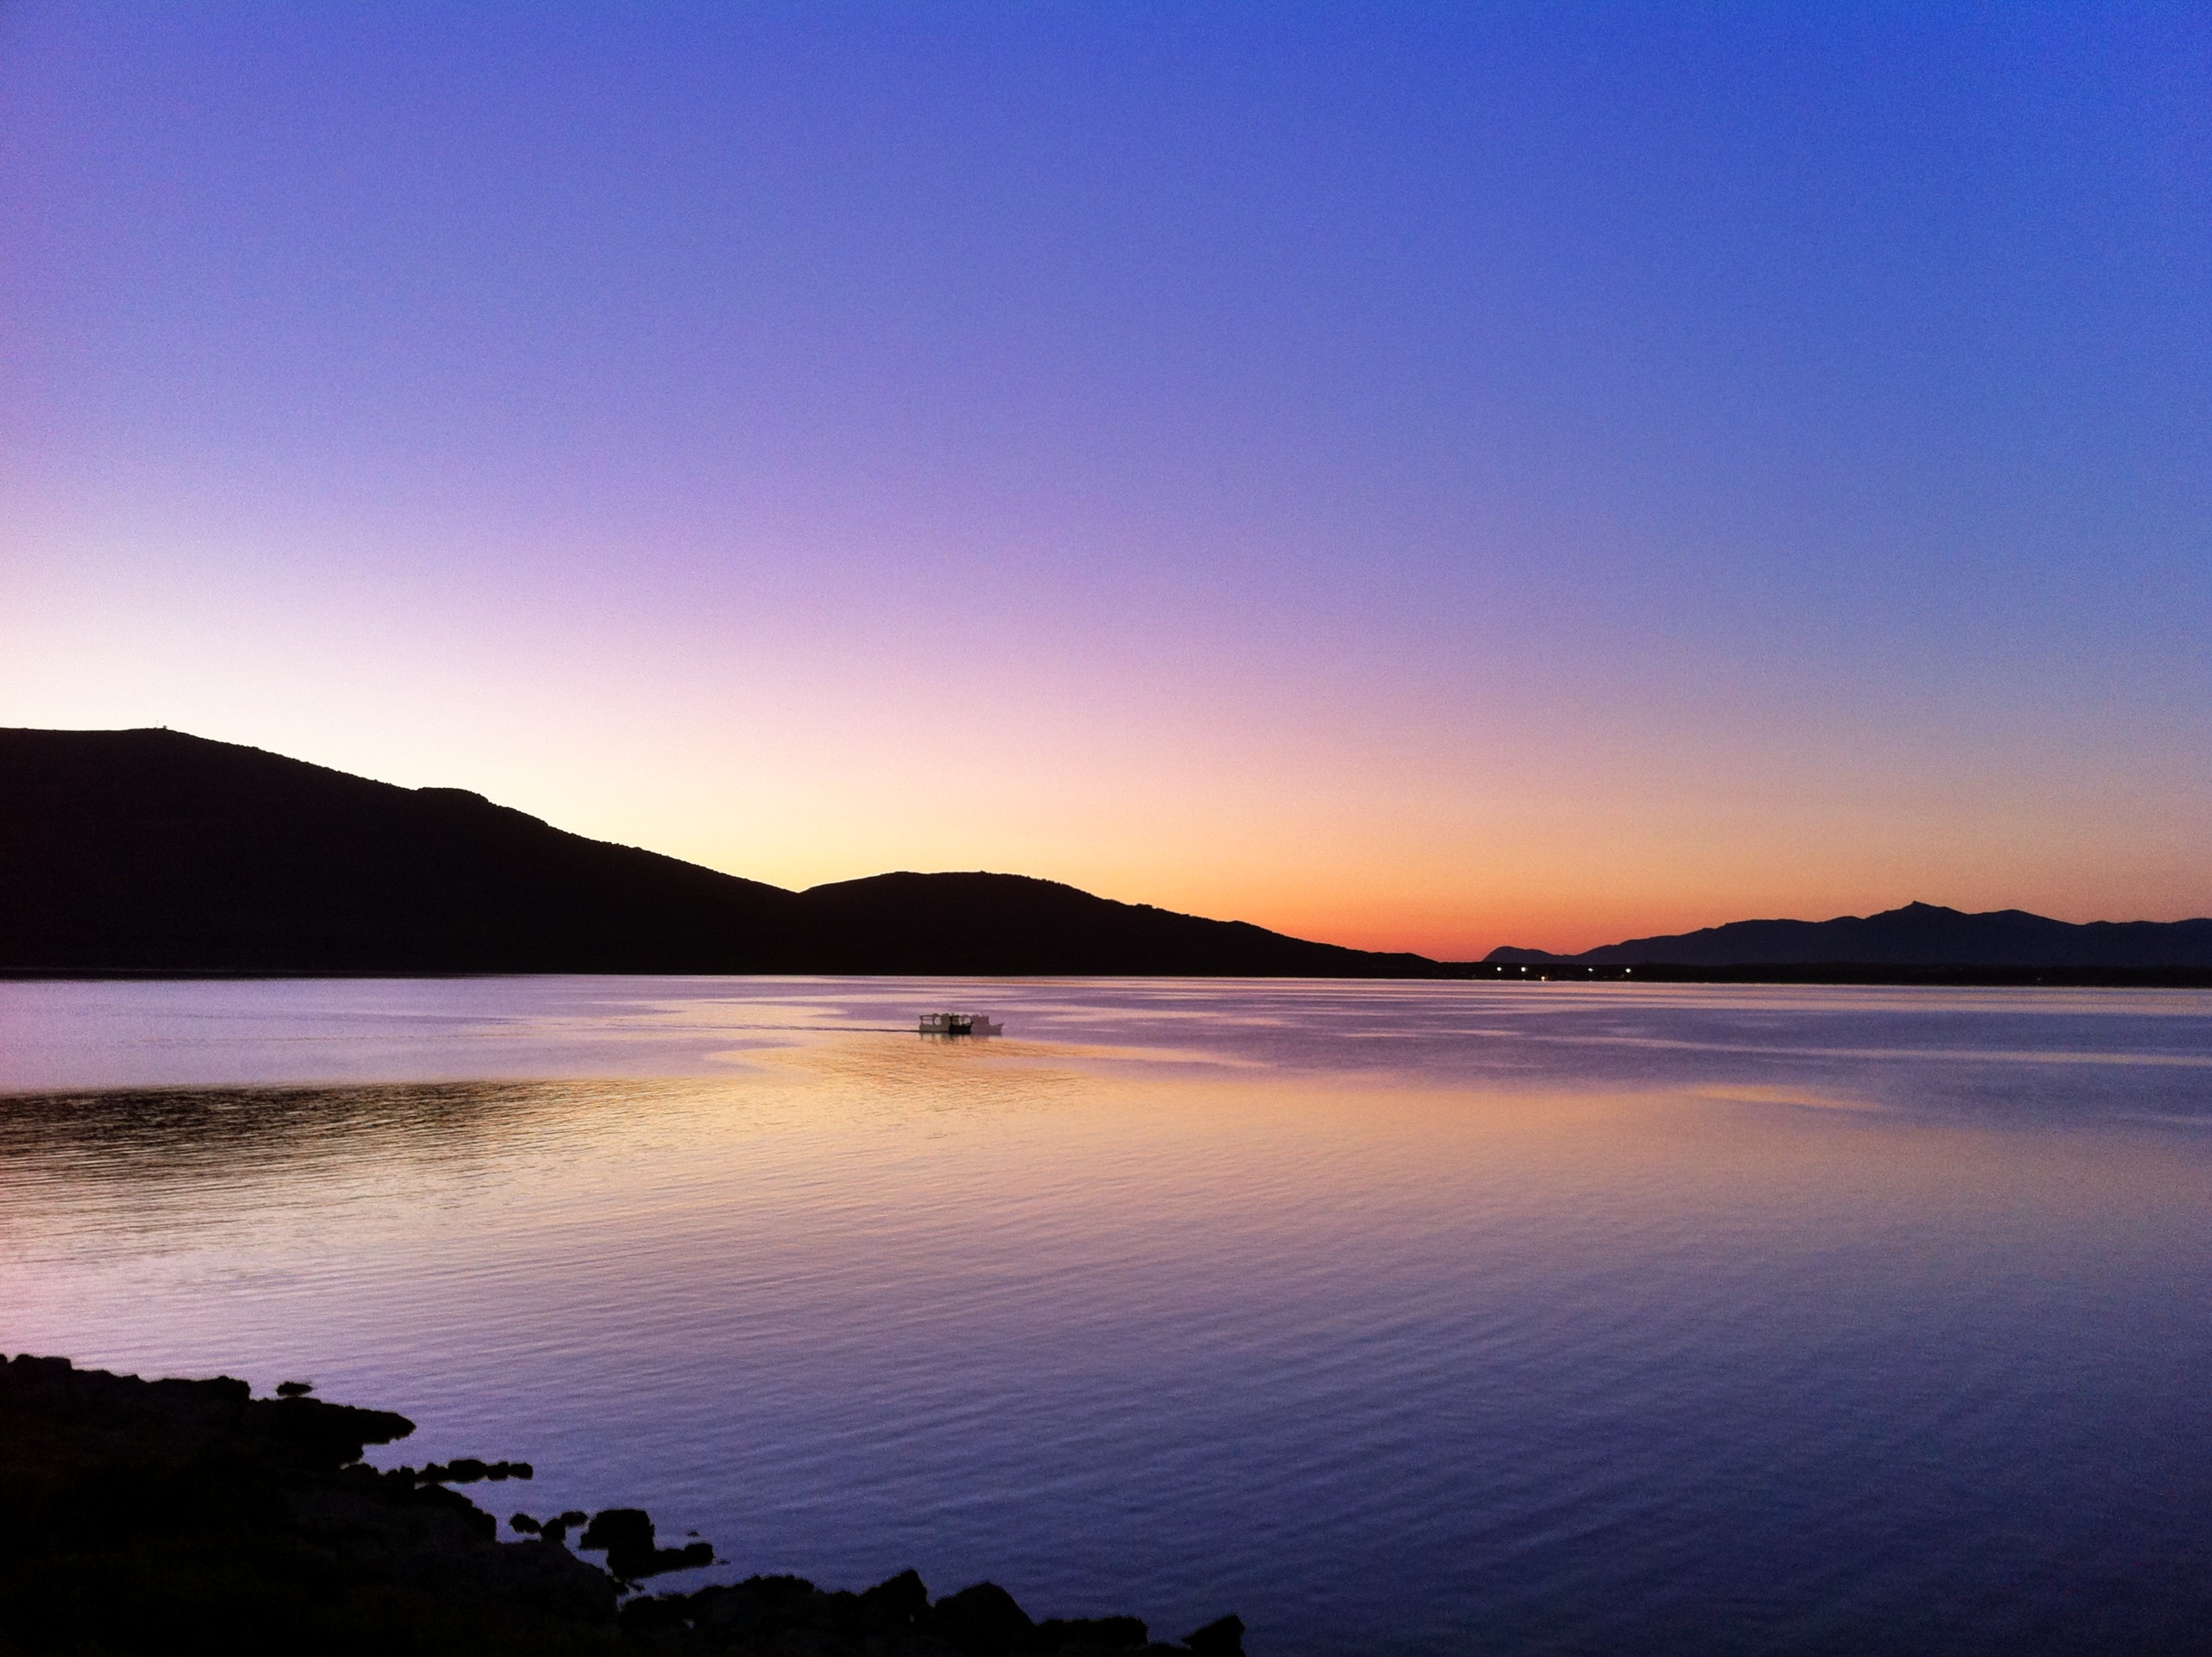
[0,728,1441,978]
[1485,902,2212,969]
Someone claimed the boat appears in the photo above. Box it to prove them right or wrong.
[918,1012,1003,1037]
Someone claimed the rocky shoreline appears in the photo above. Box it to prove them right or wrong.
[0,1354,1243,1656]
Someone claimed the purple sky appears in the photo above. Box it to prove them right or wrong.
[3,3,2206,954]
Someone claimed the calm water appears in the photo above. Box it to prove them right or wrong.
[3,977,2209,1655]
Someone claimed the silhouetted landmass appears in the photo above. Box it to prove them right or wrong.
[1484,902,2212,972]
[1452,960,2212,987]
[14,729,2200,985]
[0,728,1438,978]
[0,1353,1243,1656]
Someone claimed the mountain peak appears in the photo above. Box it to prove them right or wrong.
[0,727,1442,978]
[1487,903,2212,968]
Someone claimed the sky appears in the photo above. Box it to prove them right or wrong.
[3,2,2207,957]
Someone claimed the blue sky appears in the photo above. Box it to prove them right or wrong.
[4,3,2206,951]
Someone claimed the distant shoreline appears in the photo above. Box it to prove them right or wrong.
[3,965,2209,988]
[1451,962,2212,988]
[9,732,2209,985]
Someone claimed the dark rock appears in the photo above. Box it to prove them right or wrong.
[1181,1615,1244,1656]
[266,1391,417,1467]
[859,1566,930,1626]
[897,1632,968,1654]
[687,1579,775,1641]
[540,1508,589,1546]
[578,1504,717,1585]
[0,1353,618,1652]
[1034,1615,1150,1651]
[618,1591,694,1634]
[743,1572,819,1611]
[0,1352,1238,1655]
[488,1535,618,1623]
[921,1581,1035,1654]
[580,1506,659,1579]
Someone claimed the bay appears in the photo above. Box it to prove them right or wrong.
[3,977,2209,1654]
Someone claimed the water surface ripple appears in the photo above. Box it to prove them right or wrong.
[2,978,2208,1654]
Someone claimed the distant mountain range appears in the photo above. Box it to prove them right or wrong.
[0,728,1440,976]
[6,728,2204,979]
[1486,902,2212,969]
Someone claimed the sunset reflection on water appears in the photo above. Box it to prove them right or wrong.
[4,979,2209,1655]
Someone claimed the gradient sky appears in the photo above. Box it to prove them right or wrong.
[3,3,2207,956]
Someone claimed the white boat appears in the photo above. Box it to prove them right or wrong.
[918,1011,1003,1036]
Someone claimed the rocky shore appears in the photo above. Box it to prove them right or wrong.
[0,1354,1243,1656]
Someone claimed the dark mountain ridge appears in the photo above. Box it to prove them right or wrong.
[1486,901,2212,969]
[0,728,1440,977]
